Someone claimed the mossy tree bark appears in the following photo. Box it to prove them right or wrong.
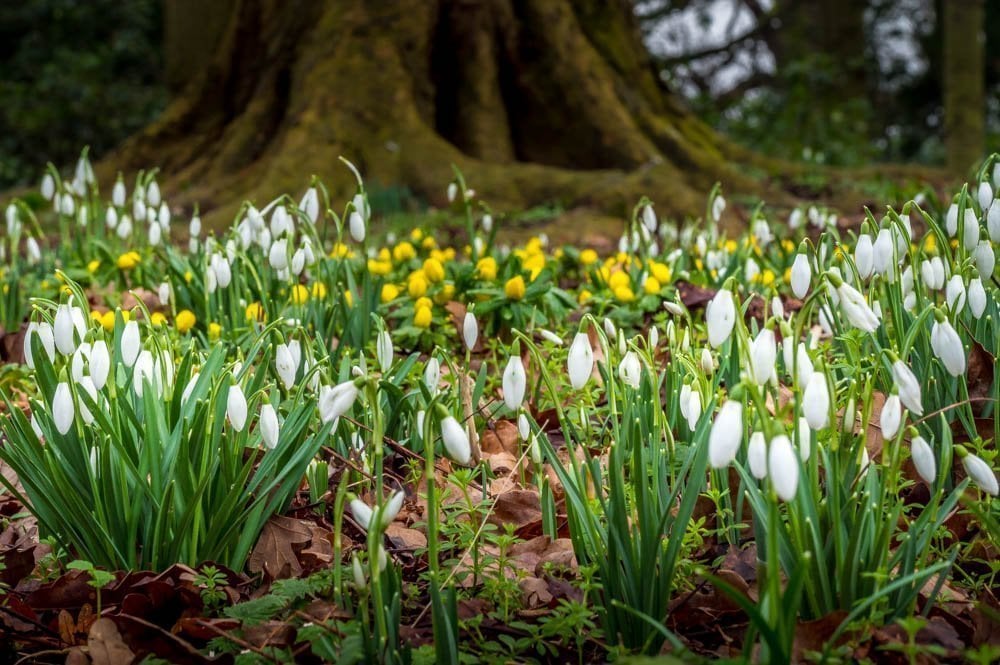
[942,0,986,176]
[110,0,888,228]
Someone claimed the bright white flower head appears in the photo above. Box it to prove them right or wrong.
[749,328,776,386]
[748,432,767,479]
[618,351,642,389]
[708,400,743,469]
[802,371,830,430]
[260,404,280,449]
[791,253,811,299]
[891,360,922,416]
[911,436,936,485]
[502,355,527,411]
[768,435,799,501]
[463,312,478,351]
[880,394,902,440]
[567,332,594,390]
[962,451,999,496]
[930,317,965,377]
[706,289,736,348]
[441,415,471,465]
[52,382,75,435]
[227,384,248,432]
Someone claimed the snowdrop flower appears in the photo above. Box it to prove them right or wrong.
[53,304,79,355]
[685,390,702,432]
[618,351,642,389]
[26,237,41,264]
[268,238,288,271]
[227,384,248,432]
[446,182,458,203]
[603,317,617,341]
[969,278,987,319]
[90,341,110,390]
[350,499,374,531]
[158,282,171,307]
[103,206,119,230]
[960,449,999,496]
[712,195,726,222]
[540,329,563,346]
[146,181,161,207]
[872,229,894,275]
[979,181,993,211]
[52,382,75,435]
[111,178,126,207]
[23,322,54,371]
[988,200,1000,242]
[791,253,811,299]
[945,203,958,236]
[41,173,56,200]
[708,400,743,468]
[830,272,879,332]
[133,350,154,397]
[930,315,966,376]
[920,259,940,290]
[376,330,393,373]
[567,332,594,390]
[481,214,493,233]
[60,193,75,217]
[71,343,91,382]
[441,415,471,465]
[270,206,290,238]
[706,289,736,347]
[463,312,478,351]
[318,380,360,424]
[349,211,366,243]
[189,214,202,237]
[211,253,232,288]
[424,357,440,395]
[891,359,922,416]
[771,296,784,319]
[795,343,814,388]
[291,249,306,276]
[748,432,767,479]
[133,197,146,223]
[77,377,98,426]
[518,412,530,440]
[802,371,830,430]
[749,328,776,386]
[679,383,692,420]
[300,187,320,223]
[700,348,714,375]
[945,275,966,313]
[503,355,527,410]
[642,204,657,232]
[974,241,995,279]
[275,343,298,389]
[260,404,280,449]
[880,394,902,440]
[796,416,812,461]
[789,208,803,229]
[116,215,133,239]
[962,208,979,252]
[768,435,798,501]
[121,321,141,367]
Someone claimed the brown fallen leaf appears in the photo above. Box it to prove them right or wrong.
[488,490,542,532]
[87,618,135,665]
[386,524,427,551]
[248,515,313,580]
[480,420,519,456]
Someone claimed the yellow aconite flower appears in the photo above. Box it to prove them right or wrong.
[523,253,545,280]
[614,285,636,303]
[421,236,436,251]
[344,291,354,308]
[184,270,193,283]
[116,251,141,270]
[415,296,433,310]
[330,243,350,258]
[526,237,544,254]
[441,247,456,261]
[245,302,264,322]
[368,259,391,275]
[578,289,592,304]
[650,262,672,284]
[87,260,100,274]
[760,270,776,287]
[596,266,611,286]
[150,312,167,327]
[410,228,424,241]
[423,258,445,283]
[291,284,309,305]
[413,306,432,328]
[377,248,391,261]
[209,322,222,340]
[783,267,792,283]
[781,239,795,253]
[408,271,429,298]
[608,271,630,290]
[505,275,526,300]
[644,276,661,295]
[580,249,598,266]
[381,284,400,303]
[90,310,102,322]
[923,233,937,254]
[435,283,456,304]
[311,282,328,299]
[724,240,738,253]
[475,256,498,280]
[100,311,116,332]
[176,309,196,333]
[393,241,416,262]
[695,258,704,271]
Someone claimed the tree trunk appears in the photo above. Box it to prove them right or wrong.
[109,0,865,228]
[942,0,985,175]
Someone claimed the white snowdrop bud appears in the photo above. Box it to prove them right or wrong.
[53,304,78,355]
[260,404,279,449]
[269,238,288,271]
[133,350,154,397]
[111,178,126,207]
[376,330,393,373]
[148,220,162,246]
[836,280,880,332]
[974,241,995,279]
[121,320,141,367]
[441,415,471,465]
[300,187,319,223]
[791,254,811,299]
[963,208,979,252]
[275,344,297,389]
[795,343,814,388]
[771,296,784,320]
[712,195,726,222]
[880,394,902,440]
[90,341,110,390]
[679,383,692,419]
[945,275,966,313]
[189,214,202,237]
[567,332,594,390]
[701,348,714,375]
[424,357,440,395]
[945,203,958,236]
[380,490,404,529]
[988,200,1000,242]
[349,211,366,243]
[911,436,936,484]
[447,182,458,203]
[481,214,493,233]
[146,181,160,207]
[642,204,657,232]
[41,173,56,200]
[158,202,171,229]
[60,193,75,217]
[502,355,527,410]
[706,289,736,348]
[802,372,830,430]
[26,237,41,264]
[891,360,923,416]
[686,390,702,432]
[748,432,767,479]
[518,412,530,440]
[979,181,993,211]
[618,350,642,389]
[116,215,133,239]
[708,400,743,469]
[71,343,91,382]
[227,384,248,432]
[77,377,98,425]
[930,318,966,376]
[350,499,374,531]
[291,249,306,276]
[318,380,359,424]
[749,328,776,386]
[463,312,478,351]
[158,282,171,307]
[796,416,812,461]
[52,382,75,434]
[962,451,999,496]
[768,435,799,501]
[541,329,563,346]
[211,254,232,288]
[872,230,893,275]
[969,278,987,319]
